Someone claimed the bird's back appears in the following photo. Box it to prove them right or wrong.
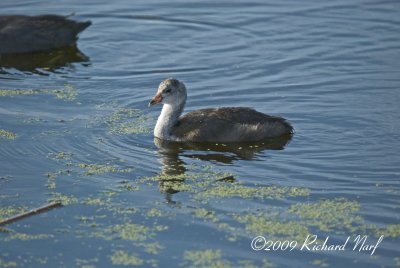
[0,15,91,54]
[172,107,293,142]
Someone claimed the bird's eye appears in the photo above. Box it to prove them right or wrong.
[165,88,171,93]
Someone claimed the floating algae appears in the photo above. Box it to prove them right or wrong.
[0,129,17,140]
[47,151,72,161]
[48,192,78,205]
[183,249,228,268]
[0,85,78,101]
[0,257,17,268]
[110,250,144,266]
[105,108,151,135]
[81,106,151,134]
[4,232,51,241]
[82,197,111,206]
[46,181,56,189]
[118,181,140,192]
[136,169,231,196]
[375,224,400,238]
[182,249,274,268]
[310,259,329,268]
[196,182,309,200]
[92,222,167,242]
[235,213,310,242]
[192,208,219,222]
[77,163,132,176]
[75,258,99,268]
[43,168,73,188]
[0,89,40,97]
[46,151,133,178]
[394,257,400,267]
[287,198,362,232]
[138,173,189,185]
[146,208,164,218]
[109,119,151,135]
[0,206,27,222]
[44,172,58,189]
[51,85,77,101]
[111,223,149,241]
[233,197,381,243]
[143,242,164,255]
[44,172,58,180]
[135,166,309,202]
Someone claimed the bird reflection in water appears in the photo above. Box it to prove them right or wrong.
[153,134,292,203]
[0,45,89,74]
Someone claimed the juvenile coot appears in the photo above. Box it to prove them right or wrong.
[149,78,293,142]
[0,14,91,54]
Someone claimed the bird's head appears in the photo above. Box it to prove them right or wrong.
[149,78,187,108]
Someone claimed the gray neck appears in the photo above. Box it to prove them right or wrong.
[154,100,185,140]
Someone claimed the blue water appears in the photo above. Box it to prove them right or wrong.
[1,0,399,267]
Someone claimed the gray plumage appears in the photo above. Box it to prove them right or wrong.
[149,78,293,142]
[0,15,91,54]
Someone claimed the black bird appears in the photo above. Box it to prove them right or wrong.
[0,14,91,54]
[149,78,293,142]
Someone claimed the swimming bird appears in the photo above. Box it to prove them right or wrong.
[149,78,293,142]
[0,14,91,54]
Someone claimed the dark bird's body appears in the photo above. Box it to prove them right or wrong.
[149,78,293,143]
[173,107,293,142]
[0,15,91,54]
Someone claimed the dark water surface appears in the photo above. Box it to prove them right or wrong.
[1,0,399,267]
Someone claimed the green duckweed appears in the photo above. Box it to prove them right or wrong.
[48,193,78,205]
[0,89,39,96]
[183,249,229,268]
[46,182,56,189]
[82,197,110,206]
[0,257,17,268]
[288,198,362,232]
[105,108,151,135]
[47,151,72,161]
[0,129,17,140]
[376,224,400,238]
[52,85,77,101]
[235,213,310,242]
[0,206,26,222]
[113,223,149,241]
[45,171,58,189]
[45,172,57,180]
[110,250,144,266]
[310,259,329,267]
[142,242,164,254]
[146,208,164,218]
[192,208,218,222]
[78,163,132,176]
[0,85,77,101]
[5,232,51,241]
[75,258,99,268]
[93,222,167,242]
[197,182,309,200]
[183,249,273,268]
[137,168,309,203]
[394,257,400,267]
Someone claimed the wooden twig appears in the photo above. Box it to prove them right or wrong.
[0,201,62,226]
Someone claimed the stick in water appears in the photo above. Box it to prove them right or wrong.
[0,201,62,226]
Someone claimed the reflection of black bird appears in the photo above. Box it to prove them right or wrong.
[0,15,91,54]
[0,45,89,73]
[154,135,292,163]
[153,135,292,202]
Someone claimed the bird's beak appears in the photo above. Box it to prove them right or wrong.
[148,93,163,107]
